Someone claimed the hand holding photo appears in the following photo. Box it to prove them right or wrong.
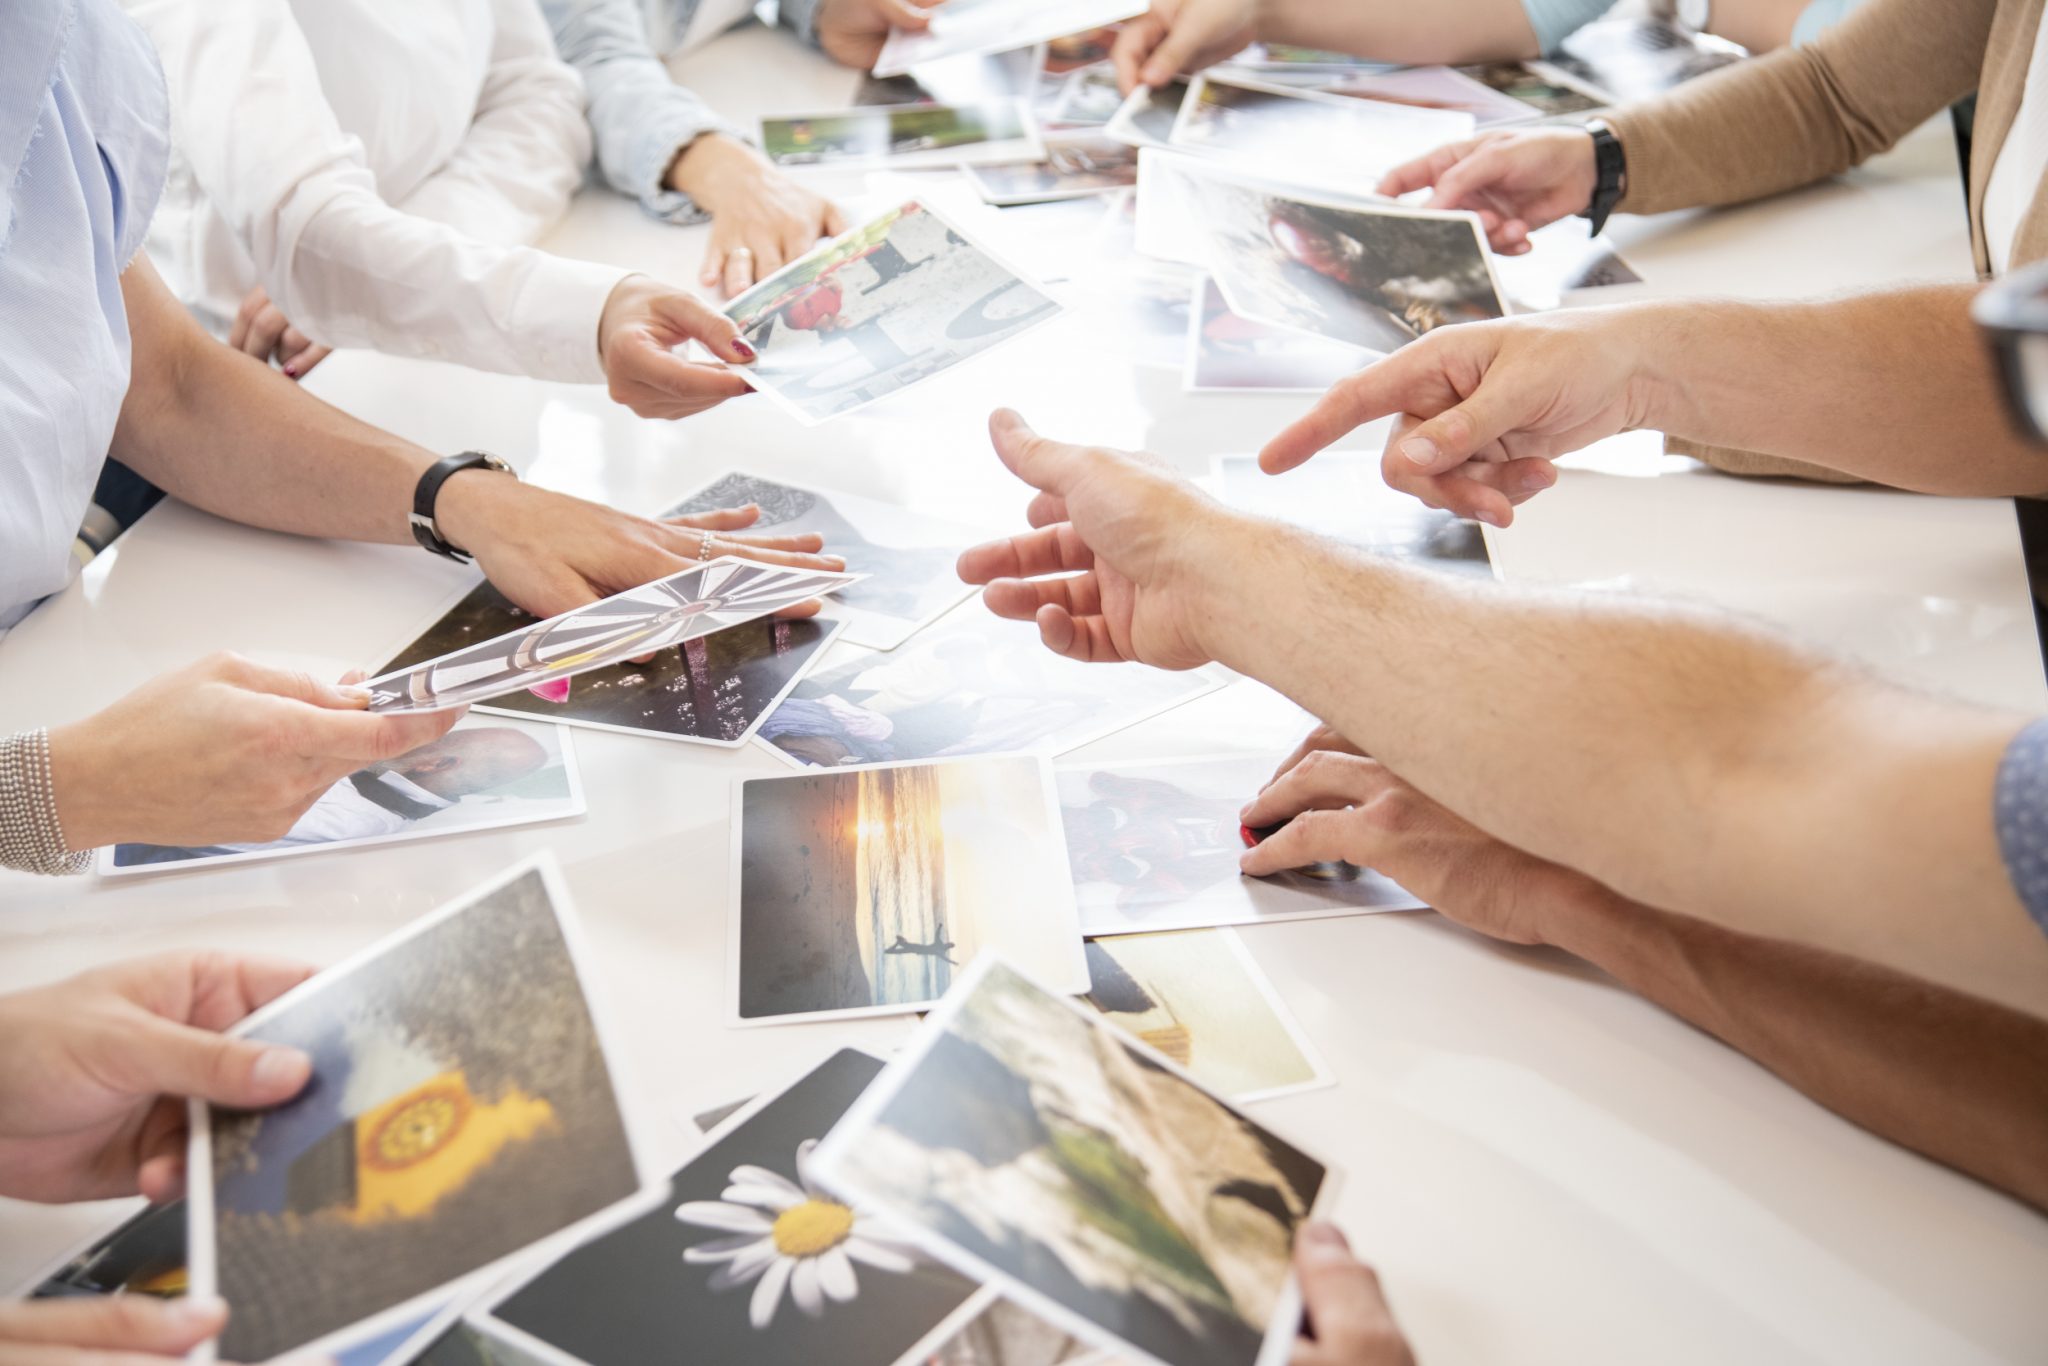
[185,855,657,1365]
[809,956,1334,1366]
[720,200,1063,426]
[1103,78,1188,151]
[360,559,861,713]
[731,756,1088,1025]
[760,101,1042,171]
[873,0,1146,77]
[1168,72,1474,188]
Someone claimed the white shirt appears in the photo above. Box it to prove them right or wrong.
[125,0,626,382]
[218,770,454,853]
[1983,6,2048,275]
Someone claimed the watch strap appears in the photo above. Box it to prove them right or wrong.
[1582,119,1628,237]
[410,451,513,562]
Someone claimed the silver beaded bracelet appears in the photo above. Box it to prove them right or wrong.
[0,728,91,876]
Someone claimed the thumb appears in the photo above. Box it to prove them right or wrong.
[237,661,370,712]
[0,1295,229,1353]
[988,407,1081,495]
[116,1013,312,1110]
[1295,1223,1399,1351]
[1387,382,1522,474]
[1140,22,1205,87]
[654,291,758,364]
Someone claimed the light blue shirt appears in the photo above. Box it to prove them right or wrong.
[0,0,169,632]
[1520,0,1860,54]
[1995,717,2048,940]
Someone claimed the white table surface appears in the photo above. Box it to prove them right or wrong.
[4,26,2045,1366]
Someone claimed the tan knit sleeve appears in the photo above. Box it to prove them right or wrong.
[1603,0,1996,216]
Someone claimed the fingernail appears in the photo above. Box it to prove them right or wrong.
[1400,435,1438,466]
[731,339,758,360]
[337,684,371,704]
[283,366,299,378]
[1515,466,1554,494]
[169,1295,228,1328]
[1477,509,1506,528]
[252,1046,309,1092]
[1299,1223,1350,1261]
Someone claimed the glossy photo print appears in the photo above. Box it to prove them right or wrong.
[1319,65,1541,128]
[186,856,656,1365]
[477,1050,990,1366]
[23,1200,188,1299]
[1103,78,1188,150]
[873,0,1144,76]
[101,717,582,874]
[811,957,1333,1366]
[1167,72,1472,187]
[722,200,1063,426]
[1184,276,1373,392]
[754,600,1226,769]
[1211,455,1492,577]
[922,1296,1104,1366]
[363,560,860,713]
[1081,930,1330,1103]
[1058,752,1425,936]
[854,44,1042,108]
[666,473,989,651]
[966,134,1139,206]
[1454,60,1609,116]
[379,574,845,745]
[731,756,1087,1024]
[759,101,1041,170]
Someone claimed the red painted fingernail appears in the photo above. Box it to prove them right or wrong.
[283,366,299,378]
[731,339,758,360]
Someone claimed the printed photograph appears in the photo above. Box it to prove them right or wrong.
[760,101,1041,169]
[27,1200,187,1300]
[754,601,1223,768]
[1559,241,1644,291]
[811,958,1331,1366]
[1050,64,1126,126]
[1189,171,1505,354]
[967,135,1139,206]
[1455,60,1608,117]
[481,1050,987,1366]
[922,1296,1104,1366]
[364,560,858,713]
[666,473,986,650]
[723,200,1062,426]
[1184,276,1372,392]
[195,859,650,1364]
[1214,455,1492,577]
[874,0,1144,76]
[400,1317,556,1366]
[733,756,1087,1023]
[1081,930,1329,1103]
[102,718,581,874]
[378,572,843,744]
[1044,24,1123,75]
[1235,43,1379,72]
[1321,65,1541,128]
[1103,78,1188,150]
[855,45,1041,108]
[1058,752,1426,936]
[1167,73,1472,186]
[1551,17,1741,104]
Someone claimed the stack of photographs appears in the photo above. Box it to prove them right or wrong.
[1319,64,1545,128]
[1167,72,1474,189]
[809,957,1335,1366]
[184,856,659,1365]
[967,133,1139,206]
[873,0,1145,78]
[759,102,1042,171]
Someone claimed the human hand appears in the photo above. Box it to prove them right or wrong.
[669,135,847,299]
[0,1297,248,1365]
[228,286,332,379]
[955,409,1229,669]
[1290,1224,1416,1366]
[814,0,943,69]
[436,476,844,619]
[1260,309,1656,526]
[47,656,464,852]
[596,275,759,420]
[1112,0,1259,94]
[1240,734,1606,946]
[0,952,314,1204]
[1376,127,1600,255]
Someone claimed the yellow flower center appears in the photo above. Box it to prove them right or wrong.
[771,1198,856,1258]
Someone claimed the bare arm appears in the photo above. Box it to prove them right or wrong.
[1259,0,1541,66]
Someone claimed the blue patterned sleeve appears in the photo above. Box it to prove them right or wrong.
[1995,717,2048,939]
[1519,0,1620,54]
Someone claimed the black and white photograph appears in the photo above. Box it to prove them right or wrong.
[187,856,657,1364]
[477,1050,991,1366]
[1167,72,1472,188]
[966,134,1139,206]
[1050,63,1127,127]
[666,473,990,650]
[1455,60,1609,117]
[1188,166,1506,353]
[101,717,583,874]
[873,0,1145,76]
[722,199,1063,425]
[1102,77,1188,150]
[810,957,1333,1366]
[1058,752,1426,936]
[854,44,1042,109]
[1212,454,1493,576]
[1184,276,1373,392]
[759,101,1042,170]
[364,560,860,713]
[1321,64,1543,128]
[730,756,1087,1024]
[753,600,1225,768]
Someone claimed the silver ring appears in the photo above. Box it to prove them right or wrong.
[728,247,753,259]
[699,531,716,561]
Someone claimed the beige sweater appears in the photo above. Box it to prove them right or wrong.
[1602,0,2044,480]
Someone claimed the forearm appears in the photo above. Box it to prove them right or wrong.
[1621,287,2048,494]
[1258,0,1542,64]
[1198,521,2045,1011]
[1545,888,2048,1210]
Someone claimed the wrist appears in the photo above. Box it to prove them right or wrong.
[665,134,762,206]
[37,724,106,864]
[1527,872,1647,960]
[430,465,526,559]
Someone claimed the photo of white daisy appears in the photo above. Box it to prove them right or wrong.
[478,1049,985,1366]
[675,1138,924,1328]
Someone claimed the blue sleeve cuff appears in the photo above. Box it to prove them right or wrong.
[1995,716,2048,940]
[627,101,744,225]
[777,0,827,48]
[1521,0,1623,53]
[1791,0,1861,45]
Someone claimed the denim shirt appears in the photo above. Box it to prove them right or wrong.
[0,0,169,631]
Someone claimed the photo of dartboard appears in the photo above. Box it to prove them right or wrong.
[362,559,862,714]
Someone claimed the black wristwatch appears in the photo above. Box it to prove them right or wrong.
[1581,118,1627,237]
[410,451,515,562]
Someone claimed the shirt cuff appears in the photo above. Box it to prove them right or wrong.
[1519,0,1615,54]
[1791,0,1855,45]
[1995,716,2048,941]
[631,102,750,226]
[509,255,631,385]
[777,0,828,48]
